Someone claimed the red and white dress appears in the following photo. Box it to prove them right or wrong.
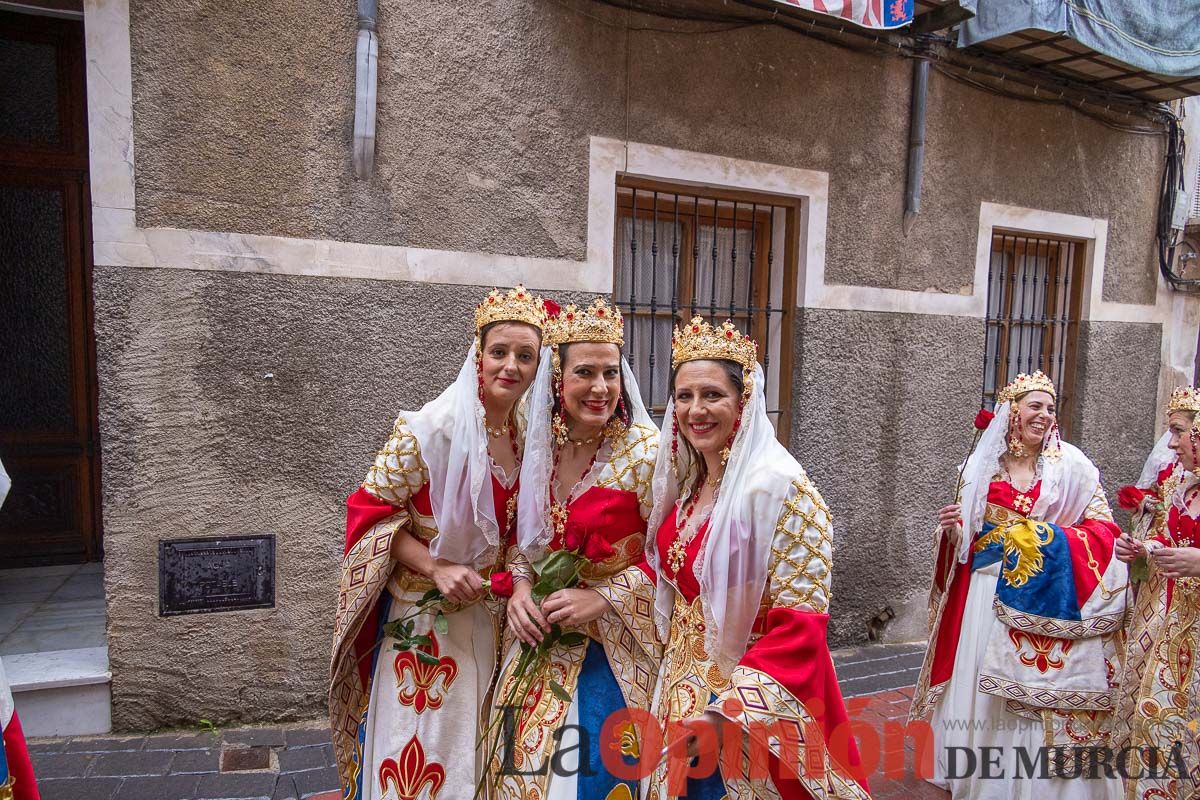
[1118,480,1200,799]
[911,469,1124,800]
[646,472,868,800]
[330,416,515,800]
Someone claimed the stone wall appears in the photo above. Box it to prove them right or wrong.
[128,0,1161,302]
[94,266,480,729]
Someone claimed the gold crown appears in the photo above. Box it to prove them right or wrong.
[1168,385,1200,415]
[998,370,1057,404]
[671,317,758,370]
[474,284,547,333]
[545,297,624,347]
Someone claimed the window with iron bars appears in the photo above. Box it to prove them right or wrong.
[612,177,799,440]
[982,232,1085,436]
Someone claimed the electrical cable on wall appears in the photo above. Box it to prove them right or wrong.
[1156,109,1200,291]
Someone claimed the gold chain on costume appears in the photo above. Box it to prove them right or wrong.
[1072,528,1123,600]
[666,473,718,575]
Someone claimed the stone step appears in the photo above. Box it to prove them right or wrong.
[6,646,112,737]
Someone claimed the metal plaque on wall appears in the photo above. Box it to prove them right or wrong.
[158,535,275,616]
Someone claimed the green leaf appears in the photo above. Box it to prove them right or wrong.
[415,650,441,666]
[557,632,587,647]
[433,612,449,635]
[547,680,573,704]
[1130,555,1150,585]
[409,634,432,647]
[418,588,443,606]
[531,579,558,599]
[533,550,580,586]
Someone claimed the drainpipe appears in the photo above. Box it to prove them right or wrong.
[902,55,929,237]
[353,0,378,180]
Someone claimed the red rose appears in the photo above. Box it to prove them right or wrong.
[543,299,561,319]
[563,528,583,552]
[488,571,514,599]
[582,534,615,563]
[1117,485,1147,512]
[973,409,995,431]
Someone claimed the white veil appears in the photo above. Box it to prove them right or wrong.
[403,341,501,570]
[645,363,800,675]
[516,346,652,556]
[955,399,1099,564]
[1136,431,1176,489]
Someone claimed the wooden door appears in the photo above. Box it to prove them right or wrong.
[0,9,100,565]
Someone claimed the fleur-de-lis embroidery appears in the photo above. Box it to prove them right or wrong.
[1013,493,1034,515]
[393,631,458,714]
[1009,628,1073,673]
[379,735,445,800]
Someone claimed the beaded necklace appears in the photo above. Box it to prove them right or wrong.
[666,471,718,575]
[548,438,601,543]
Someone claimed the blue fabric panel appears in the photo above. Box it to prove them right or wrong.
[972,522,1004,572]
[577,639,641,799]
[975,521,1083,621]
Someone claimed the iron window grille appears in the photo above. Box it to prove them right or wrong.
[613,177,799,441]
[982,231,1085,435]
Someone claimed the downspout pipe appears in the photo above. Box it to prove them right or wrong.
[353,0,378,180]
[903,55,929,237]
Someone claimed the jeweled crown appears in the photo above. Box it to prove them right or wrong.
[671,316,758,371]
[998,370,1057,404]
[474,284,547,333]
[545,297,624,347]
[1168,385,1200,415]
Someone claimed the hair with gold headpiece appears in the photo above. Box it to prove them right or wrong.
[544,297,623,347]
[997,370,1057,405]
[1167,385,1200,416]
[671,316,758,371]
[474,284,547,333]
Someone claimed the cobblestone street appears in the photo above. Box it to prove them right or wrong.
[28,721,341,800]
[26,643,945,800]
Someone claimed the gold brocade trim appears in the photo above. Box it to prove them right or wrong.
[712,667,871,800]
[330,508,411,789]
[768,477,833,613]
[977,672,1115,711]
[0,777,14,800]
[992,597,1125,639]
[594,423,658,512]
[363,416,430,507]
[488,641,589,800]
[647,593,732,795]
[591,565,662,710]
[669,593,732,699]
[1125,572,1200,796]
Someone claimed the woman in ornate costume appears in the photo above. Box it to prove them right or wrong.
[329,285,546,800]
[909,371,1125,799]
[1115,386,1200,799]
[1117,418,1179,546]
[489,297,661,800]
[642,317,869,800]
[0,459,40,800]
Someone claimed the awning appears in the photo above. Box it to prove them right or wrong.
[913,0,1200,101]
[957,0,1200,78]
[766,0,914,29]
